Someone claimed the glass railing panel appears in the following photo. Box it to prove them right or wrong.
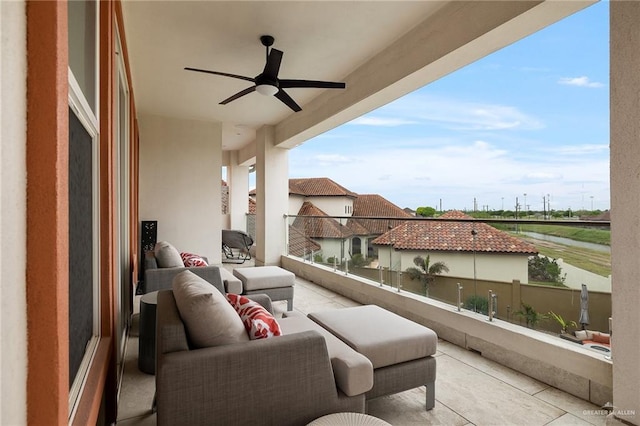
[286,213,611,339]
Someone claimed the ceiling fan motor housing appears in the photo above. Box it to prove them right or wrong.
[260,35,275,47]
[185,33,345,111]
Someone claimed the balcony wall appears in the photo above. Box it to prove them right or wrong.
[282,255,613,406]
[345,266,611,334]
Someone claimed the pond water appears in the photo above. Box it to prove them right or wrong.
[521,232,610,253]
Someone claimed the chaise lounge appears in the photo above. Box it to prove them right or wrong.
[155,271,366,426]
[155,269,437,425]
[142,241,242,294]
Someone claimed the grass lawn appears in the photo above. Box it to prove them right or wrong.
[496,222,611,277]
[518,224,610,246]
[534,245,611,277]
[528,279,569,288]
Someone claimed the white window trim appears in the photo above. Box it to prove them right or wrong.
[67,1,101,415]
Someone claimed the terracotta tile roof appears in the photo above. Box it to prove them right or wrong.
[289,177,358,198]
[345,219,370,236]
[372,210,537,254]
[292,201,354,239]
[288,226,321,257]
[348,194,412,235]
[248,198,256,214]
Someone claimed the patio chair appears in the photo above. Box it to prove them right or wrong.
[222,229,253,263]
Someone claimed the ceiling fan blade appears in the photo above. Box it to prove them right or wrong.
[275,89,302,112]
[220,86,256,105]
[185,67,254,83]
[263,49,283,79]
[279,79,346,89]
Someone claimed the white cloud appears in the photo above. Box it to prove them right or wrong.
[548,144,609,155]
[313,154,353,166]
[383,94,544,131]
[523,172,563,181]
[290,137,609,211]
[558,76,604,88]
[349,116,417,127]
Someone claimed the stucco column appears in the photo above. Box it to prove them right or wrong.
[255,125,288,266]
[1,1,27,424]
[610,1,640,422]
[227,151,250,231]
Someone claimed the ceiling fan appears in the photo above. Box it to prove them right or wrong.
[185,35,346,112]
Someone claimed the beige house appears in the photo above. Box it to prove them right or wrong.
[285,178,412,262]
[373,211,538,283]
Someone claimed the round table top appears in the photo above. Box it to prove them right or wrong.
[307,412,391,426]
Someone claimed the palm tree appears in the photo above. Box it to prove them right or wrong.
[405,255,449,296]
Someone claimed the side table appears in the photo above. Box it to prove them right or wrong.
[138,290,158,374]
[307,412,391,425]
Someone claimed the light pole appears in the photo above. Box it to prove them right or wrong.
[523,193,527,218]
[547,194,551,218]
[590,195,594,211]
[471,228,478,313]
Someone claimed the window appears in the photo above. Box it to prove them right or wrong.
[115,26,131,365]
[68,0,99,419]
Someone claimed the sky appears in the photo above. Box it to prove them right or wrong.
[288,2,610,213]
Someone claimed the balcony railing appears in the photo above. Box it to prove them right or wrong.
[283,213,611,336]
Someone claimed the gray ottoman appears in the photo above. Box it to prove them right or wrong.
[233,266,295,310]
[309,305,438,410]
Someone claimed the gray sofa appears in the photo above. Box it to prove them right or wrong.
[156,276,366,425]
[155,269,437,425]
[142,251,242,294]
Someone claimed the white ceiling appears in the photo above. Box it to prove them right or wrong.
[121,1,595,153]
[121,1,445,149]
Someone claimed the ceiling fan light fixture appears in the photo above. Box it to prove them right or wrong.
[256,84,278,96]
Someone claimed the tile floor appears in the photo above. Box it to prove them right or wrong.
[116,267,616,426]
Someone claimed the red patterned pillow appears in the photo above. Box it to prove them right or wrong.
[226,294,282,340]
[180,252,208,267]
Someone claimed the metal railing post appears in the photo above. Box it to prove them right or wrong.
[457,283,463,311]
[488,290,494,322]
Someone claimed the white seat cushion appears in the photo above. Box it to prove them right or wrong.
[309,305,437,369]
[233,266,295,291]
[279,313,373,396]
[172,270,249,348]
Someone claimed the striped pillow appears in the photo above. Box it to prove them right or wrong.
[180,252,208,267]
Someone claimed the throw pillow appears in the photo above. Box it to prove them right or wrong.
[226,293,282,340]
[574,330,588,340]
[593,332,610,344]
[180,252,208,267]
[172,270,249,348]
[154,241,184,268]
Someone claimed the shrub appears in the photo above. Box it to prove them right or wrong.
[514,302,547,328]
[465,295,489,315]
[327,256,339,266]
[313,253,324,263]
[416,206,436,217]
[528,255,566,284]
[348,253,367,268]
